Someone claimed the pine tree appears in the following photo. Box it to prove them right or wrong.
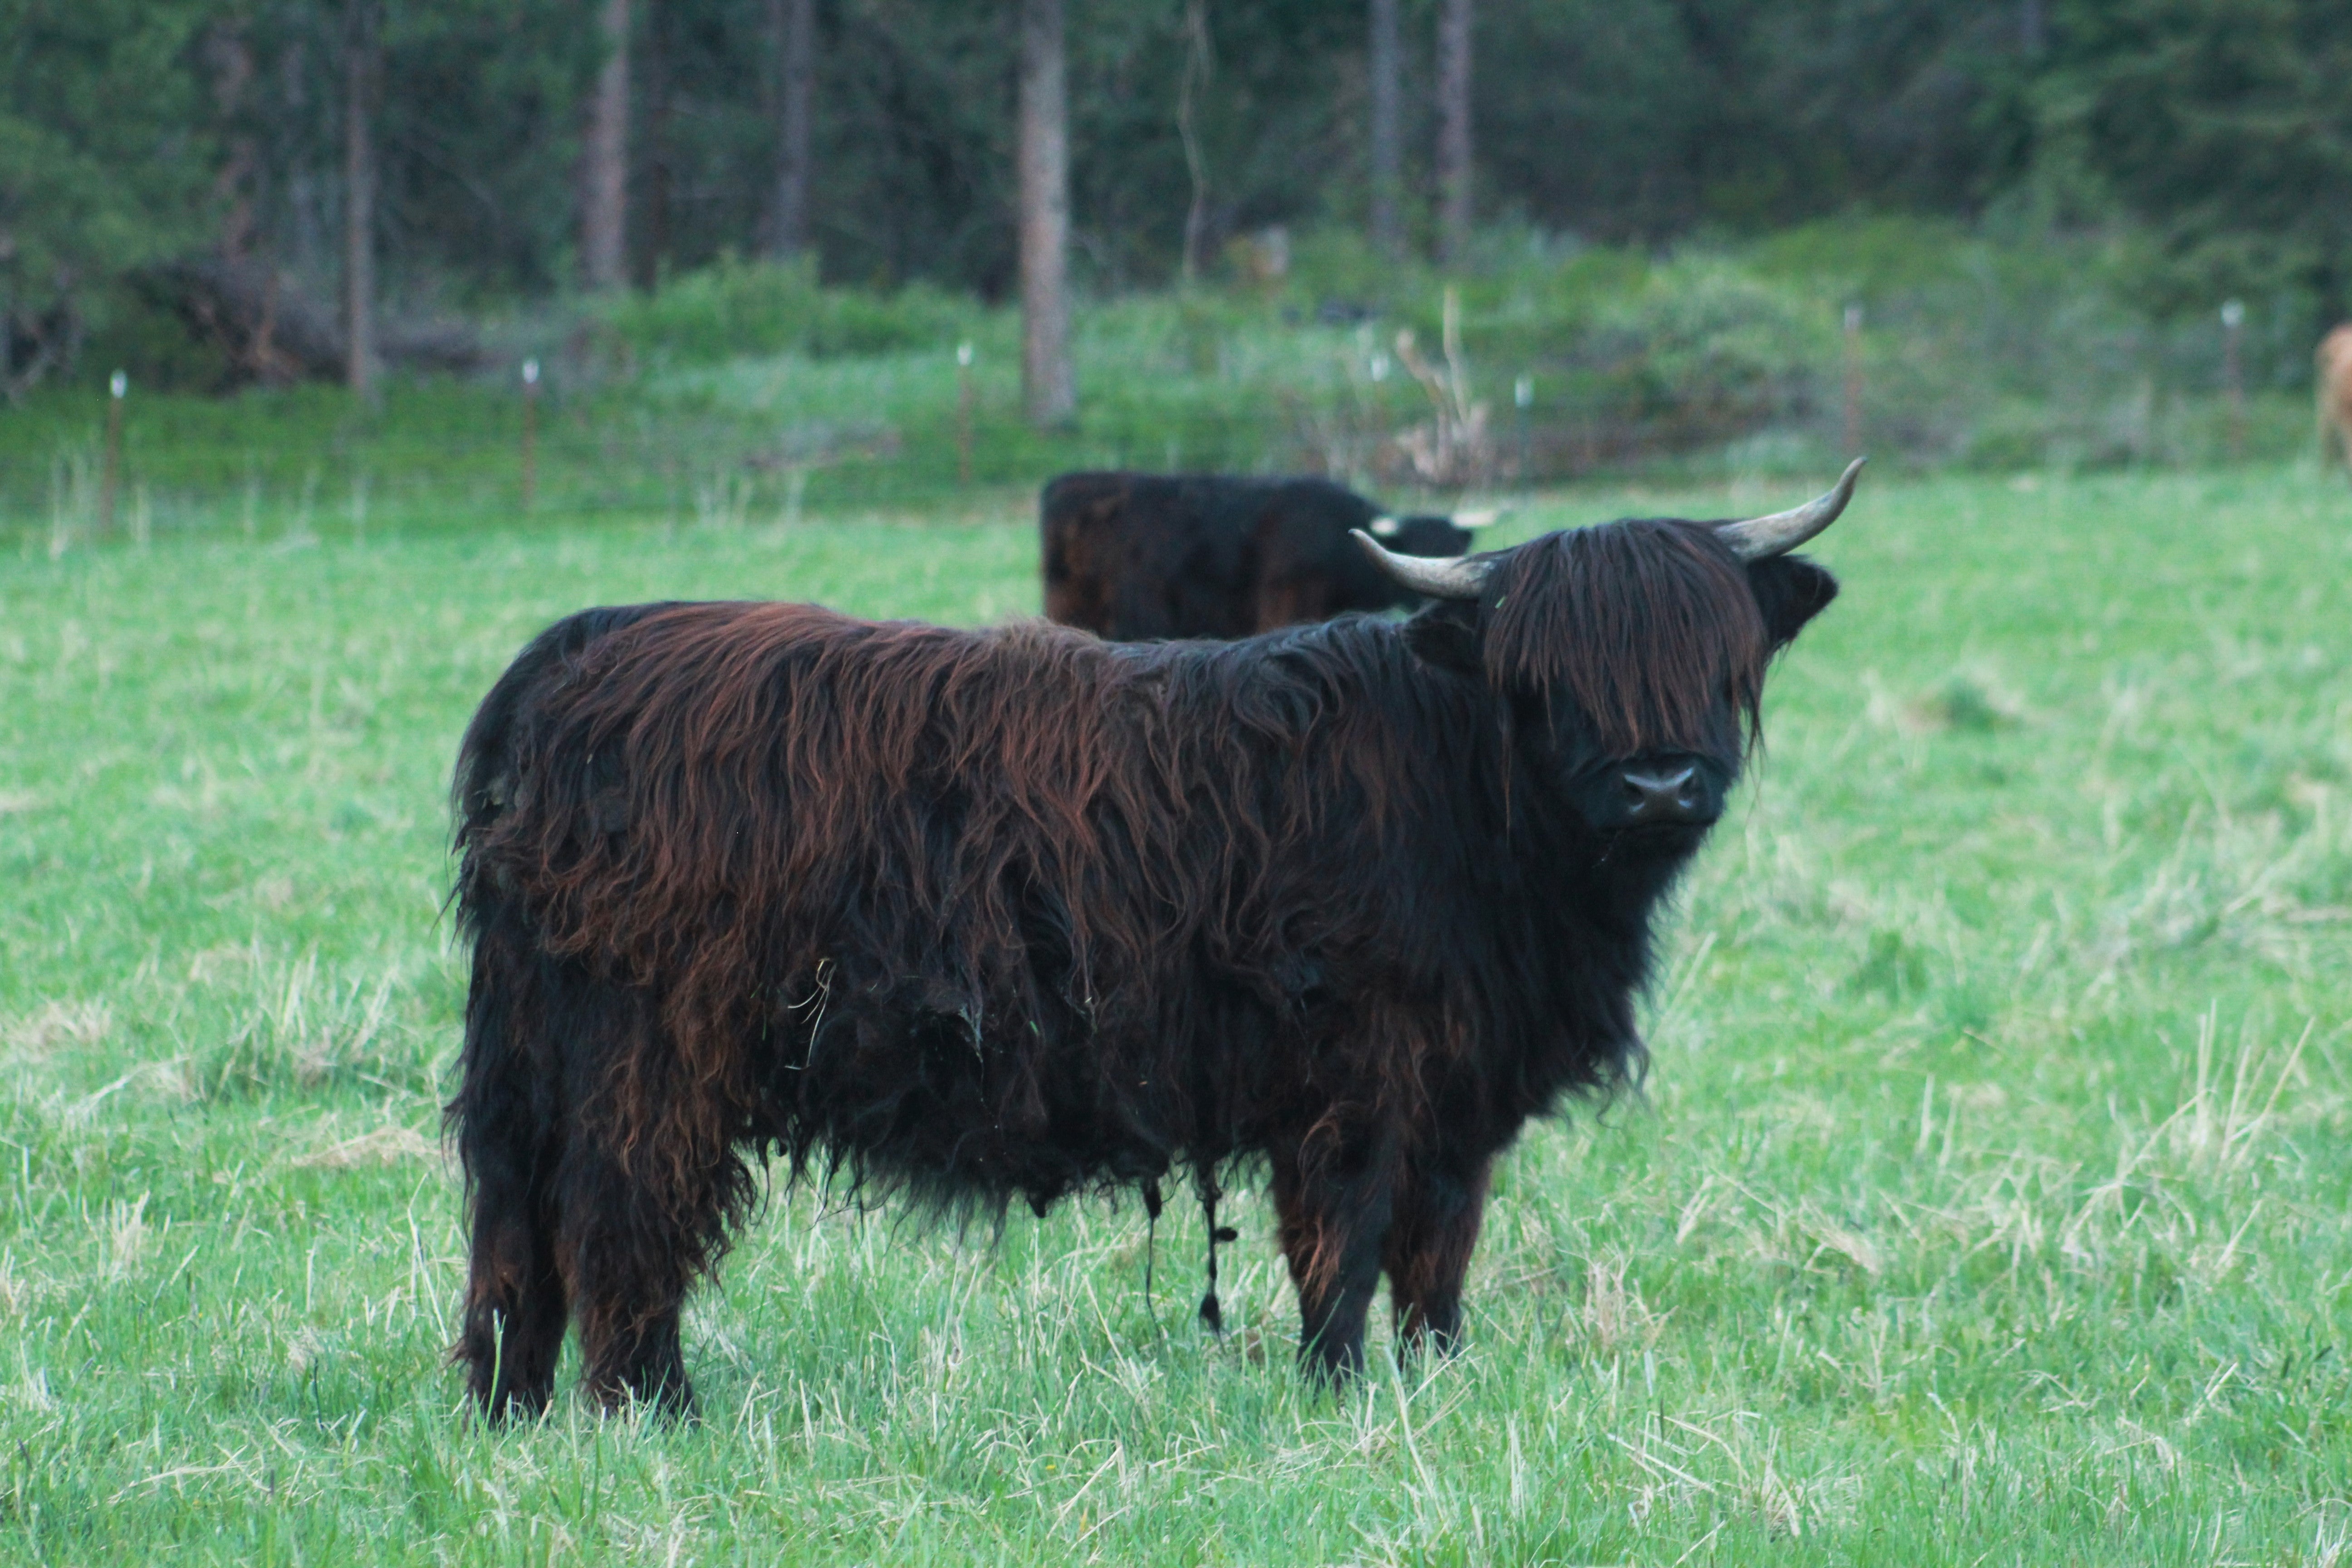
[0,0,214,400]
[580,0,630,291]
[2040,0,2352,309]
[1435,0,1472,268]
[1019,0,1073,426]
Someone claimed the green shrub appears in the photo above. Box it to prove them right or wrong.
[1280,227,1426,314]
[72,277,238,394]
[600,255,981,367]
[1380,252,1841,464]
[1585,258,1833,434]
[1744,213,1975,298]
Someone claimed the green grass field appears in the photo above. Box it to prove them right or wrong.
[0,297,1484,539]
[4,467,2350,1564]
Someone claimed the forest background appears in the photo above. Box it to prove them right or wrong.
[6,0,2352,521]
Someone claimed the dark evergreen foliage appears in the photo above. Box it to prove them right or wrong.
[4,0,2346,378]
[2038,0,2352,309]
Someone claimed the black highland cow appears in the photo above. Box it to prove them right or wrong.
[1040,470,1494,640]
[447,461,1864,1417]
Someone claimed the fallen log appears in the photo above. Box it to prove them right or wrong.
[143,257,484,388]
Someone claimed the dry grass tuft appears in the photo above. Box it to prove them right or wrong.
[291,1124,440,1171]
[1577,1253,1668,1353]
[102,1196,150,1283]
[4,999,113,1060]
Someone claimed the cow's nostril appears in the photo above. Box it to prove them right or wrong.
[1620,766,1705,825]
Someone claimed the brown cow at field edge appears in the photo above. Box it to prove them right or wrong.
[2318,325,2352,472]
[1043,472,1495,641]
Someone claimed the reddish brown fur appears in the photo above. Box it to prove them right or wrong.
[447,516,1841,1415]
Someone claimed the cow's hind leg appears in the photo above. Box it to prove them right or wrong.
[451,931,571,1420]
[1382,1155,1494,1358]
[557,988,745,1419]
[559,1134,702,1418]
[456,1131,568,1419]
[1272,1129,1397,1385]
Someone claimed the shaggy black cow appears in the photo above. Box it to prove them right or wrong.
[447,460,1864,1417]
[1041,470,1495,640]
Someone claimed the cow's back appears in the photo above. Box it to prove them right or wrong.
[1040,472,1128,634]
[1042,471,1264,639]
[1039,471,1477,640]
[1249,479,1403,628]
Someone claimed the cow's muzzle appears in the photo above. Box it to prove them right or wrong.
[1617,764,1710,827]
[1577,752,1725,835]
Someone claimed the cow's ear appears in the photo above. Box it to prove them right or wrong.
[1401,598,1483,674]
[1746,557,1838,652]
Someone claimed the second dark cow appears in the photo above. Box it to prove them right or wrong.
[1042,471,1490,640]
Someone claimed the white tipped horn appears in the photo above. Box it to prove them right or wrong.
[1714,457,1867,560]
[1369,515,1403,538]
[1450,507,1506,530]
[1351,529,1494,601]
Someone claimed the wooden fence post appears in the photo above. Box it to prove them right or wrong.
[957,341,976,487]
[521,358,541,510]
[98,371,127,543]
[2220,299,2245,462]
[1842,305,1863,457]
[1514,372,1533,480]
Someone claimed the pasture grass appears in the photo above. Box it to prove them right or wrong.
[0,298,1457,543]
[2,466,2350,1563]
[15,239,2328,553]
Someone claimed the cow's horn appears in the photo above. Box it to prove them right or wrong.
[1714,457,1866,560]
[1452,507,1505,530]
[1351,529,1494,600]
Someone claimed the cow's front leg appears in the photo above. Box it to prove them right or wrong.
[1382,1154,1493,1357]
[1271,1130,1397,1385]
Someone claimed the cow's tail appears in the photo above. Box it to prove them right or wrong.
[451,604,671,875]
[447,602,673,1134]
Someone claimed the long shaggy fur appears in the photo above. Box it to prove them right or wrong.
[446,516,1837,1415]
[1485,519,1768,755]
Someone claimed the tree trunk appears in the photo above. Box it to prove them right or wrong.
[638,0,673,289]
[280,39,328,283]
[343,0,379,397]
[204,22,260,261]
[1177,0,1213,282]
[581,0,631,291]
[1018,0,1074,427]
[1435,0,1472,269]
[768,0,815,260]
[1367,0,1401,260]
